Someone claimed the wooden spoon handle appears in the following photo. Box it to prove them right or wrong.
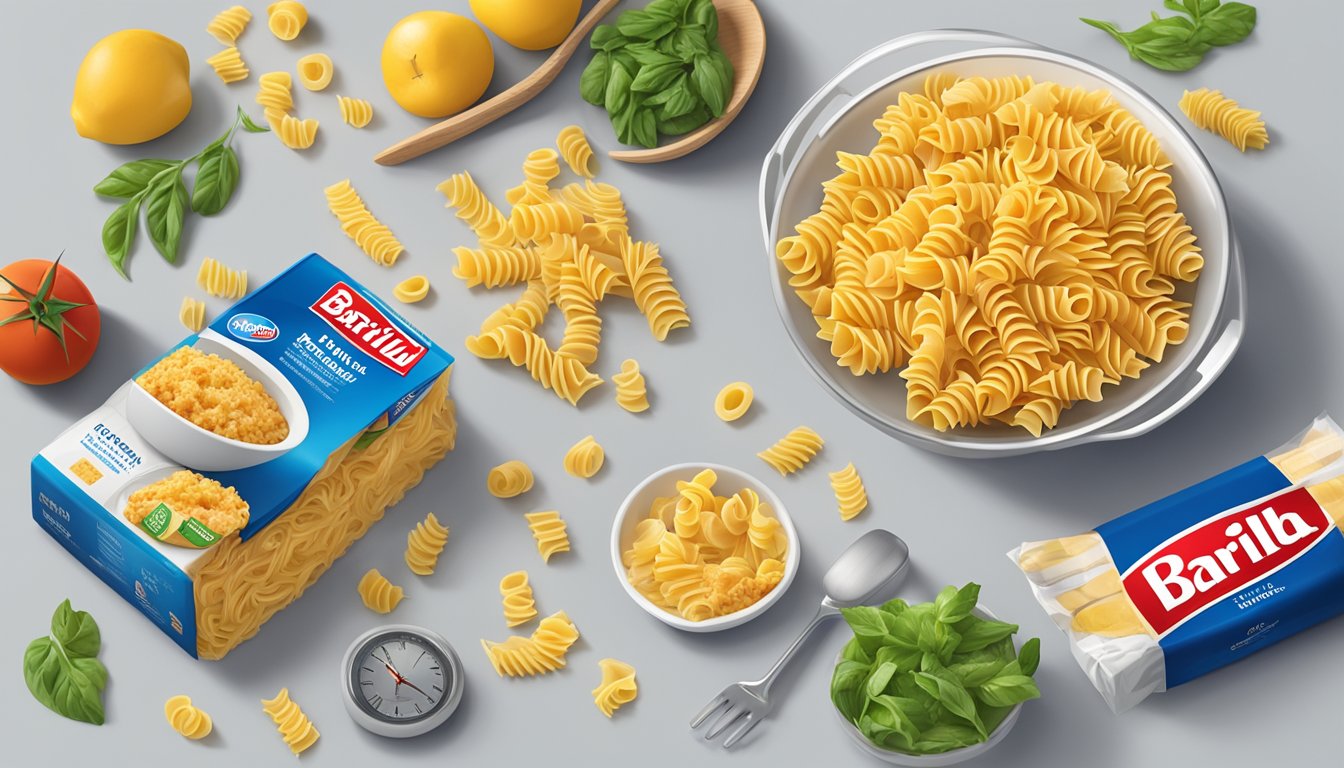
[375,0,622,166]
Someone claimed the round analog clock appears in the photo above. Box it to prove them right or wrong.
[341,624,465,738]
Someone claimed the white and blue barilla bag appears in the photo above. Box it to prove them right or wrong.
[1011,416,1344,712]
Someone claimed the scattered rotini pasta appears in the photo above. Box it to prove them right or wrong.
[525,510,570,563]
[480,611,580,677]
[205,46,249,84]
[296,53,333,91]
[613,358,649,413]
[393,275,431,304]
[557,125,596,177]
[404,512,449,576]
[337,95,373,128]
[266,0,307,41]
[272,113,319,150]
[197,256,247,299]
[452,246,543,288]
[499,570,538,627]
[488,460,534,498]
[620,239,689,341]
[714,382,754,422]
[758,426,824,476]
[563,435,605,479]
[164,695,213,740]
[1179,88,1269,151]
[207,5,252,45]
[255,71,293,124]
[776,75,1203,436]
[179,296,206,332]
[828,463,868,521]
[592,659,637,717]
[324,179,404,266]
[260,688,319,755]
[357,568,404,613]
[621,469,788,621]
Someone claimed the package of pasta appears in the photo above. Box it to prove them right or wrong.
[1010,416,1344,712]
[30,254,456,659]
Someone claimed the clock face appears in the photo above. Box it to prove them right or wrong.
[349,631,452,723]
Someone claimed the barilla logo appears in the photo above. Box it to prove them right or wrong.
[227,313,280,342]
[1122,486,1333,636]
[310,282,426,376]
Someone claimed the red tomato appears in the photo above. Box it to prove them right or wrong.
[0,257,101,384]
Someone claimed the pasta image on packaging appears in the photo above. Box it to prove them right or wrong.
[1011,416,1344,712]
[29,254,455,658]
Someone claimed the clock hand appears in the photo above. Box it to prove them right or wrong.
[400,678,434,702]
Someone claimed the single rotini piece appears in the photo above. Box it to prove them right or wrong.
[592,659,638,717]
[480,611,580,677]
[758,426,824,476]
[207,5,252,45]
[357,568,404,614]
[260,688,319,755]
[499,570,538,627]
[438,172,514,248]
[612,358,650,413]
[197,256,248,299]
[267,1,307,41]
[1178,88,1269,151]
[714,382,754,422]
[564,435,605,479]
[452,246,543,288]
[296,53,333,91]
[336,95,374,128]
[324,179,404,266]
[525,510,570,563]
[557,124,596,177]
[487,460,534,498]
[205,47,249,84]
[828,463,868,521]
[164,695,213,740]
[393,275,431,304]
[255,71,294,123]
[470,325,604,406]
[620,239,690,341]
[272,113,319,150]
[510,202,586,245]
[404,512,449,576]
[179,296,206,333]
[522,148,561,187]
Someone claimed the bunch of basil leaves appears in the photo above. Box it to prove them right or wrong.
[580,0,734,148]
[830,583,1041,755]
[23,600,108,725]
[1082,0,1256,71]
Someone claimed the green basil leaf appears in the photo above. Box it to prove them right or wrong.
[693,53,729,117]
[50,600,101,659]
[947,659,1007,687]
[644,0,684,21]
[71,656,108,692]
[630,61,685,93]
[630,105,658,148]
[23,637,106,725]
[1080,17,1130,46]
[936,582,979,624]
[192,145,240,216]
[1197,2,1256,46]
[875,641,922,672]
[590,24,628,52]
[913,723,983,754]
[879,598,909,617]
[831,659,870,721]
[237,108,270,133]
[1131,36,1210,70]
[954,617,1018,652]
[604,59,635,116]
[93,159,176,199]
[841,636,873,665]
[659,77,700,118]
[671,24,710,61]
[627,45,681,68]
[617,10,676,40]
[581,52,611,105]
[692,0,719,39]
[1017,637,1041,676]
[642,72,684,107]
[841,606,890,644]
[101,197,141,278]
[863,695,920,751]
[976,673,1041,708]
[913,671,985,738]
[865,661,898,698]
[144,173,188,263]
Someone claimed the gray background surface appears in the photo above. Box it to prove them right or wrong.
[2,0,1339,765]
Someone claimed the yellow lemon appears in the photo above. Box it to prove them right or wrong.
[381,11,493,119]
[71,30,192,145]
[470,0,581,51]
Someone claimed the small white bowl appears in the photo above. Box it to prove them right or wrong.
[126,334,310,471]
[610,462,801,632]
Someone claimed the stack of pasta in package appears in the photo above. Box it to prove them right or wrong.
[30,254,455,659]
[1011,417,1344,711]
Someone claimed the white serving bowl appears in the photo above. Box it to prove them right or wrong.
[610,462,801,632]
[760,29,1246,457]
[126,333,310,471]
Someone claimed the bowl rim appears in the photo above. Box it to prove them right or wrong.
[609,461,801,632]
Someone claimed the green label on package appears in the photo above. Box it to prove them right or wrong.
[139,503,221,549]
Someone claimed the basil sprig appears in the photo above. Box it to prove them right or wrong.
[1082,0,1256,72]
[94,107,268,278]
[830,584,1041,756]
[23,600,108,725]
[580,0,734,148]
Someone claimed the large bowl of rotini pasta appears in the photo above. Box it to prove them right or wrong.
[761,30,1245,457]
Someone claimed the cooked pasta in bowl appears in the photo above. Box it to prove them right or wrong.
[761,30,1245,457]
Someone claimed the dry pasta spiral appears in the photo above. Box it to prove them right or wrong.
[499,570,538,627]
[828,463,868,521]
[620,239,690,341]
[480,611,579,677]
[557,124,596,177]
[438,172,514,248]
[206,47,249,84]
[255,71,293,123]
[758,426,824,476]
[179,297,205,332]
[207,5,252,45]
[470,325,603,406]
[393,275,430,304]
[487,460,534,498]
[261,688,319,755]
[357,568,404,614]
[525,510,570,563]
[1178,88,1268,152]
[272,113,319,150]
[296,53,332,91]
[563,435,605,479]
[337,95,374,128]
[266,0,307,41]
[714,382,754,421]
[510,202,586,245]
[197,256,247,299]
[592,659,638,717]
[452,246,542,288]
[404,512,449,576]
[324,179,404,266]
[613,358,650,413]
[164,695,212,740]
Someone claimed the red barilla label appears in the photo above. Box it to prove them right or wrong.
[310,282,426,376]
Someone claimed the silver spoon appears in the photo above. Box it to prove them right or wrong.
[691,529,912,747]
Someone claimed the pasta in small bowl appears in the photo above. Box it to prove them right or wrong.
[610,463,800,632]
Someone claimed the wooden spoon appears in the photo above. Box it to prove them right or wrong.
[374,0,622,166]
[609,0,765,164]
